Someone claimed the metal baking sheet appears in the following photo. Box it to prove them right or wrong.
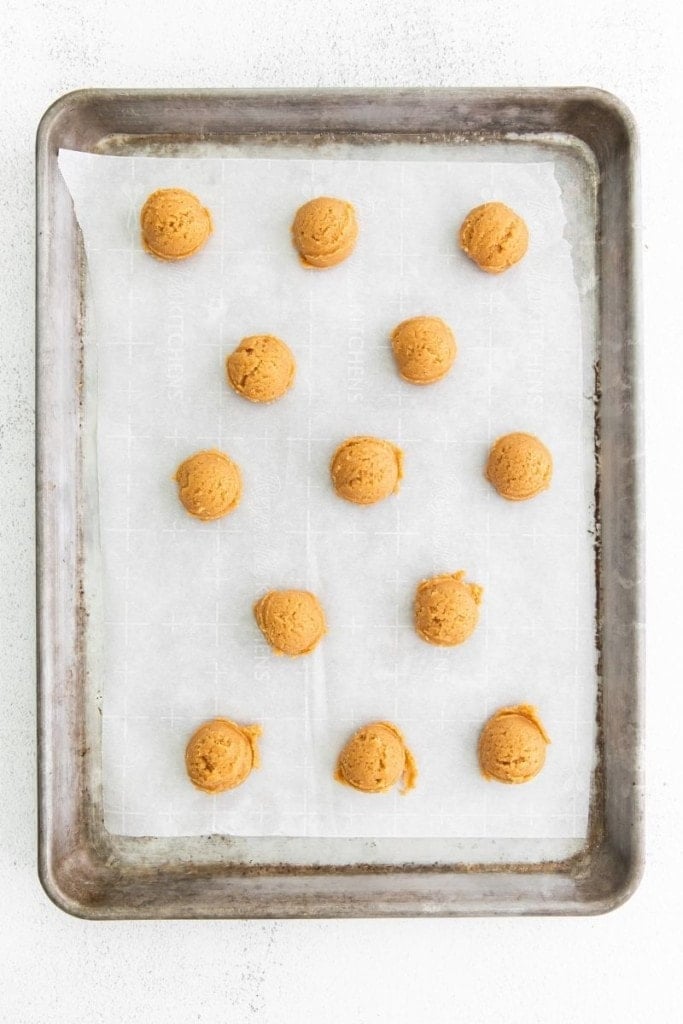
[36,88,643,918]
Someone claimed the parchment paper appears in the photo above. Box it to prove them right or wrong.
[59,148,597,840]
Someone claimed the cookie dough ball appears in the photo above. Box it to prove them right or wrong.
[174,449,242,522]
[226,334,296,403]
[291,196,358,269]
[390,316,457,385]
[478,705,550,784]
[414,571,483,647]
[335,721,418,794]
[485,432,553,501]
[459,201,528,274]
[254,589,326,657]
[185,717,262,793]
[330,436,403,506]
[140,188,213,261]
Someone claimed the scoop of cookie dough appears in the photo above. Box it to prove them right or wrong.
[459,201,528,274]
[254,589,326,657]
[226,334,296,403]
[330,436,403,505]
[174,449,242,521]
[140,188,213,261]
[185,717,262,793]
[334,721,418,794]
[291,196,358,268]
[414,571,483,647]
[390,316,457,385]
[485,432,553,501]
[478,705,550,784]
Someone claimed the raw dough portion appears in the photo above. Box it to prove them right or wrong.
[414,571,483,647]
[140,188,213,261]
[226,334,296,403]
[254,589,326,657]
[485,432,553,501]
[185,717,262,793]
[390,316,457,385]
[174,449,242,521]
[330,436,403,505]
[478,705,550,784]
[291,196,358,268]
[459,201,528,274]
[335,721,418,794]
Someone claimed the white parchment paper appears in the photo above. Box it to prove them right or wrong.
[59,148,597,840]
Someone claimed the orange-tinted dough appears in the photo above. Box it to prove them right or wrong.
[254,589,326,657]
[174,449,242,521]
[477,705,550,784]
[485,432,553,501]
[140,188,213,261]
[459,201,528,274]
[414,571,483,647]
[390,316,457,385]
[226,334,296,403]
[334,721,418,794]
[291,196,358,268]
[330,436,403,505]
[185,717,262,793]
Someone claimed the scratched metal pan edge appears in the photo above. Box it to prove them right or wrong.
[35,87,643,919]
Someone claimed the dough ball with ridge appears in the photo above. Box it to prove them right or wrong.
[185,717,262,793]
[330,436,403,505]
[414,571,483,647]
[478,705,550,784]
[174,449,242,522]
[334,721,418,794]
[390,316,457,385]
[140,188,213,261]
[459,201,528,274]
[254,589,326,656]
[226,334,296,403]
[291,196,358,268]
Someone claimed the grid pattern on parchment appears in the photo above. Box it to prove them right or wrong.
[58,149,598,841]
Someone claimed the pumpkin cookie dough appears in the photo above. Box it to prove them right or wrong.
[335,721,418,794]
[226,334,296,403]
[414,571,483,647]
[485,432,553,501]
[478,705,550,784]
[185,717,262,793]
[140,188,213,261]
[390,316,457,385]
[174,449,242,521]
[330,436,403,506]
[254,589,326,657]
[291,196,358,269]
[459,201,528,274]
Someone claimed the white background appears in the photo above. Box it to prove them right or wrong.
[0,1,676,1021]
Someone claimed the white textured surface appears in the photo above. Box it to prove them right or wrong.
[0,1,677,1021]
[59,148,594,845]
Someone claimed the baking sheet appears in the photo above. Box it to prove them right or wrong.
[58,147,597,843]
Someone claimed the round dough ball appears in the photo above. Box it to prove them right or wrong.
[414,571,483,647]
[390,316,457,385]
[226,334,296,403]
[459,201,528,274]
[185,717,262,793]
[478,705,550,784]
[174,449,242,522]
[335,721,418,794]
[254,589,326,657]
[485,432,553,501]
[291,196,358,269]
[330,436,403,506]
[140,188,213,261]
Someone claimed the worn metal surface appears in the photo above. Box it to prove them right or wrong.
[36,88,642,918]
